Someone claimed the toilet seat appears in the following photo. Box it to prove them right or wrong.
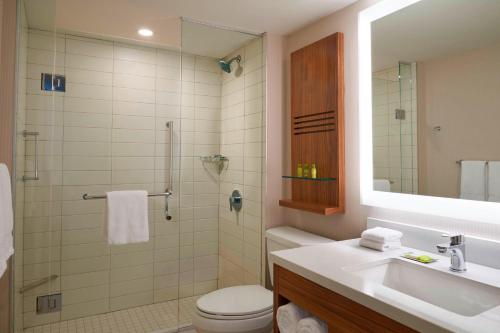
[196,285,273,319]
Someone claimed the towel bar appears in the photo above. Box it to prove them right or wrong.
[82,191,172,200]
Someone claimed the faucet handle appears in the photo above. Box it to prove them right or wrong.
[442,233,465,245]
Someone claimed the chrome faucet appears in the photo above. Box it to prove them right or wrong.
[436,234,466,272]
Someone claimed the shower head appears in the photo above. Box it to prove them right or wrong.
[218,55,241,73]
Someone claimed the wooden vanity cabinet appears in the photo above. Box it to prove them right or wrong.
[273,265,418,333]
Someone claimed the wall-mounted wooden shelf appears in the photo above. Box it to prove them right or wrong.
[278,199,343,215]
[280,32,345,215]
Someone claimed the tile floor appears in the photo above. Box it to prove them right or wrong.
[24,297,199,333]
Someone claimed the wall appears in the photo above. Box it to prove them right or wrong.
[21,29,221,327]
[218,38,265,288]
[13,1,28,331]
[266,0,500,241]
[418,43,500,198]
[0,0,17,331]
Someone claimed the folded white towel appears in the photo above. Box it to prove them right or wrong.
[361,227,402,243]
[296,317,328,333]
[277,303,309,333]
[488,162,500,202]
[0,164,14,278]
[359,238,401,252]
[373,179,391,192]
[106,190,149,245]
[460,160,486,201]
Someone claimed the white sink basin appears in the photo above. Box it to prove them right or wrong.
[344,258,500,317]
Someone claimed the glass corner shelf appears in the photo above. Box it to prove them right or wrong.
[282,175,336,181]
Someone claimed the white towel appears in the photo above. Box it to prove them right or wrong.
[0,164,14,278]
[359,238,401,252]
[361,227,402,243]
[296,317,328,333]
[106,191,149,245]
[277,303,309,333]
[488,162,500,202]
[460,160,487,200]
[373,179,391,192]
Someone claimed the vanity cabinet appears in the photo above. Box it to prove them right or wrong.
[279,32,345,215]
[273,264,418,333]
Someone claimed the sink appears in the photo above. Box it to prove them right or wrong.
[343,258,500,316]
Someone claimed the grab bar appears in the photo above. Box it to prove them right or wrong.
[19,274,58,294]
[82,191,172,200]
[166,121,174,189]
[23,130,40,181]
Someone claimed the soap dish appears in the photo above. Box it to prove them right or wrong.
[401,252,437,264]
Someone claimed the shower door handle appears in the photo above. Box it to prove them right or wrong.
[23,130,40,181]
[229,190,242,212]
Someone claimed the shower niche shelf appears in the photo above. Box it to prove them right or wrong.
[200,154,229,174]
[279,32,345,216]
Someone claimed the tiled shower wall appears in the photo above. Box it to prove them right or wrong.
[218,39,265,287]
[20,29,222,328]
[372,64,418,194]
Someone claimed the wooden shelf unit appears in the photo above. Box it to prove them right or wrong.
[273,265,418,333]
[280,32,345,215]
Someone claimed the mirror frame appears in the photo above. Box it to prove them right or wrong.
[358,0,500,225]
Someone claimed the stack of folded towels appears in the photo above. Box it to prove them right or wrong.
[277,303,327,333]
[360,227,402,251]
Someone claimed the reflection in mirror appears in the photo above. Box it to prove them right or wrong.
[371,0,500,202]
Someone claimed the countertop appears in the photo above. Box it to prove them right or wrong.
[270,239,500,333]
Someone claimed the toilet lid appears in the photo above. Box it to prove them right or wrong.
[196,285,273,316]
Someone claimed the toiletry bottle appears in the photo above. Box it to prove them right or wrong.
[311,163,317,179]
[297,163,303,177]
[303,164,309,178]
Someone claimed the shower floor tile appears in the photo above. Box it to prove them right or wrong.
[24,296,199,333]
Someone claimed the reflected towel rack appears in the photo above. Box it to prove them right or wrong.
[19,274,58,294]
[456,160,490,165]
[83,191,172,200]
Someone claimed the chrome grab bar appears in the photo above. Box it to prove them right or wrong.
[23,130,40,181]
[166,121,174,189]
[19,274,58,294]
[82,191,172,200]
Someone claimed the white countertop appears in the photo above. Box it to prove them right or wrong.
[270,239,500,333]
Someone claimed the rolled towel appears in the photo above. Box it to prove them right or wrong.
[361,227,402,243]
[296,317,328,333]
[359,238,401,251]
[277,303,309,333]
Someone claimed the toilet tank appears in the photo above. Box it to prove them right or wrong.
[266,226,334,284]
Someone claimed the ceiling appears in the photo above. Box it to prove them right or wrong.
[372,0,500,71]
[24,0,357,57]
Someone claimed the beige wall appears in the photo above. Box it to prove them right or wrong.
[265,0,500,240]
[418,44,500,198]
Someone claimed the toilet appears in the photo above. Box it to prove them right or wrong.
[192,226,334,333]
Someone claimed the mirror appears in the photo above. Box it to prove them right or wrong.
[371,0,500,202]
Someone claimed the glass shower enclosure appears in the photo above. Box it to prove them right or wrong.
[372,61,418,194]
[12,1,265,332]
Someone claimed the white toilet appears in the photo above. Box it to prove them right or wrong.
[192,226,334,333]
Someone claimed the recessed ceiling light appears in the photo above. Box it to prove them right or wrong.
[138,28,153,37]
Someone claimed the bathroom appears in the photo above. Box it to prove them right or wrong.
[1,0,500,332]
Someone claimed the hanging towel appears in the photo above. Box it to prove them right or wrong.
[373,179,391,192]
[488,162,500,202]
[359,238,401,252]
[106,191,149,245]
[460,161,487,200]
[361,227,402,243]
[0,164,14,278]
[277,303,309,333]
[296,317,328,333]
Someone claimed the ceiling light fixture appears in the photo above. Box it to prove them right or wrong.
[138,28,153,37]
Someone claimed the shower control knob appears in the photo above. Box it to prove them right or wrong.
[229,190,242,212]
